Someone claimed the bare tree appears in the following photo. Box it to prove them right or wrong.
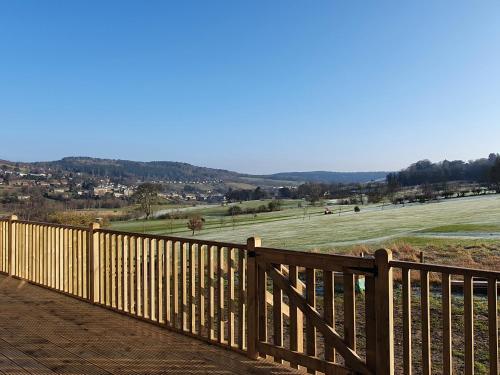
[133,183,160,219]
[187,216,204,235]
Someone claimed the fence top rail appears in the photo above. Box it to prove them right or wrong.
[15,219,89,231]
[95,227,245,249]
[255,246,376,273]
[390,260,500,279]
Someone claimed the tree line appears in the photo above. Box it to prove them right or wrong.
[386,153,500,187]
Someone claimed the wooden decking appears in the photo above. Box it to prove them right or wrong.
[0,274,299,375]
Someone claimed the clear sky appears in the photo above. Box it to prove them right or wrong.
[1,1,499,174]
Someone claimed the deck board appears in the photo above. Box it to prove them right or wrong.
[0,275,300,375]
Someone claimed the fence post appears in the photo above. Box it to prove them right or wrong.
[374,248,394,375]
[7,215,18,276]
[88,222,100,303]
[246,236,261,359]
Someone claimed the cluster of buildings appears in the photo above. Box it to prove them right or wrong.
[0,167,226,203]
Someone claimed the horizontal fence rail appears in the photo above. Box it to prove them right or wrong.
[0,215,498,375]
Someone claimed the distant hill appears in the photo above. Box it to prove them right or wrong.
[31,157,240,182]
[1,156,390,185]
[261,171,389,184]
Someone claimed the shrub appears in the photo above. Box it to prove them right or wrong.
[268,200,282,212]
[258,205,268,212]
[227,205,242,216]
[354,206,360,212]
[48,211,109,227]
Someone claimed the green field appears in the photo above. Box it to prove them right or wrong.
[110,195,500,268]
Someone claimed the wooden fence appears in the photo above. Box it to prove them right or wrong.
[0,215,498,374]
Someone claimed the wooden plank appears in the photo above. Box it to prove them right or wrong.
[421,270,431,375]
[78,229,83,297]
[117,234,122,310]
[289,265,304,369]
[488,277,498,375]
[403,268,412,375]
[55,226,59,288]
[111,234,116,307]
[95,228,242,248]
[123,235,128,312]
[237,248,245,350]
[257,342,352,375]
[47,224,53,287]
[35,225,39,283]
[82,229,88,298]
[189,242,196,333]
[272,264,283,364]
[365,276,376,372]
[59,227,64,293]
[143,237,149,318]
[165,240,171,325]
[150,238,156,321]
[181,241,188,330]
[33,224,37,283]
[464,275,474,375]
[442,273,452,375]
[257,259,267,357]
[157,239,163,323]
[35,225,38,284]
[69,229,74,294]
[43,225,48,285]
[27,224,31,281]
[255,246,375,273]
[324,270,336,363]
[30,224,34,280]
[343,272,356,352]
[306,268,316,374]
[0,221,3,272]
[390,260,500,279]
[33,225,38,283]
[129,236,135,314]
[228,247,235,347]
[73,229,78,295]
[217,246,224,343]
[197,244,205,336]
[101,232,105,303]
[107,233,112,306]
[208,245,215,340]
[32,224,36,283]
[173,241,179,327]
[24,223,28,280]
[136,236,142,316]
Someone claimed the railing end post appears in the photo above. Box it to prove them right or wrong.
[7,214,18,276]
[88,222,100,303]
[246,236,261,359]
[247,236,261,250]
[374,247,392,263]
[374,248,394,375]
[89,222,100,230]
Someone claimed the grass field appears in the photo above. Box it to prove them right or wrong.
[111,194,500,268]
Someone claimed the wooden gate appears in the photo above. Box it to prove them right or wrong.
[246,238,394,375]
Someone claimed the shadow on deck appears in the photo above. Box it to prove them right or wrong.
[0,274,299,375]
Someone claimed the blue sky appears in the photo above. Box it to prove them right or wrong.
[1,1,499,173]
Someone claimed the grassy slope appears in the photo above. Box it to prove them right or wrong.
[110,195,500,266]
